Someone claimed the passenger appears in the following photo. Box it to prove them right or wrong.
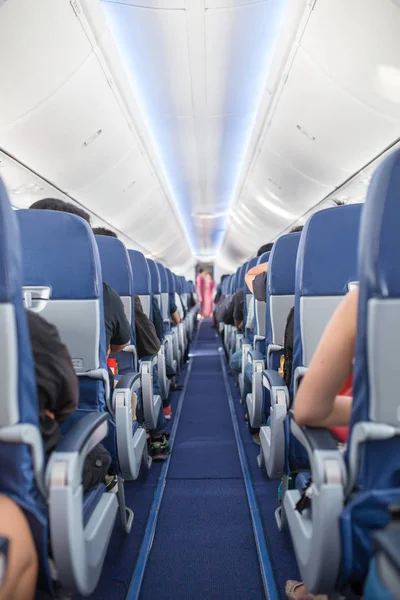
[26,309,111,490]
[244,242,274,299]
[202,271,215,319]
[0,496,38,600]
[196,268,206,318]
[285,288,358,600]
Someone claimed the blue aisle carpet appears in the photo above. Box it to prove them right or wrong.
[225,352,300,598]
[74,385,184,600]
[140,323,265,599]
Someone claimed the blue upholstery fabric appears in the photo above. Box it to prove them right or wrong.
[156,263,169,293]
[238,262,249,289]
[147,259,161,294]
[18,210,101,300]
[96,236,133,297]
[293,204,361,390]
[244,257,258,294]
[257,251,270,266]
[0,182,51,591]
[128,250,151,295]
[17,210,115,459]
[268,233,301,297]
[166,268,176,294]
[265,233,300,354]
[338,150,400,586]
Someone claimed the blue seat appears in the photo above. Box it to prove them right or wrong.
[247,234,300,434]
[282,163,400,593]
[156,263,178,374]
[259,204,361,491]
[0,184,117,596]
[17,209,148,527]
[241,252,270,407]
[145,257,171,400]
[128,250,162,429]
[166,267,183,368]
[95,235,137,375]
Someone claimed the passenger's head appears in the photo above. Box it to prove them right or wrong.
[290,225,303,233]
[93,227,117,238]
[257,243,273,257]
[30,198,91,224]
[198,267,205,275]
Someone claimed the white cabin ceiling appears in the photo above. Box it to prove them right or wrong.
[0,0,400,275]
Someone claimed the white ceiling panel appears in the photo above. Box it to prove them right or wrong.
[0,0,193,271]
[218,0,400,271]
[301,0,400,119]
[0,0,92,129]
[267,49,400,186]
[0,54,133,191]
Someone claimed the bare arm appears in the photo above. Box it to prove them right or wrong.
[293,288,358,428]
[245,263,268,294]
[171,310,181,325]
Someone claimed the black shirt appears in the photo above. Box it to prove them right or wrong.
[135,296,161,358]
[102,282,131,350]
[253,272,267,303]
[233,288,245,322]
[151,296,164,343]
[27,310,79,453]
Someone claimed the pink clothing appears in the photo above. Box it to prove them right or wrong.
[196,273,206,315]
[203,279,215,318]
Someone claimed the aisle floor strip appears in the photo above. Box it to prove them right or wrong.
[218,347,279,600]
[126,357,194,600]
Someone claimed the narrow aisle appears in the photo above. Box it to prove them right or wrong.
[139,322,266,599]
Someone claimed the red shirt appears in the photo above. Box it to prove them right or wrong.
[329,375,352,442]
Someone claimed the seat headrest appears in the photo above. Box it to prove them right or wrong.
[147,259,161,294]
[128,250,151,295]
[156,263,169,293]
[359,148,400,298]
[268,232,301,295]
[17,210,101,300]
[245,257,258,293]
[238,262,249,289]
[258,251,270,265]
[0,181,22,302]
[166,268,176,293]
[297,204,362,296]
[95,235,133,297]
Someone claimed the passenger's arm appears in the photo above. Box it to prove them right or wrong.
[293,288,358,428]
[0,496,38,600]
[171,310,181,325]
[135,296,161,357]
[53,342,79,424]
[245,263,268,295]
[108,286,131,351]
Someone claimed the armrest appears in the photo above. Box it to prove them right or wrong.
[53,413,109,454]
[288,410,347,488]
[266,344,283,369]
[262,369,286,389]
[46,413,109,490]
[115,372,141,392]
[247,349,264,363]
[140,355,158,369]
[288,411,338,452]
[253,335,265,347]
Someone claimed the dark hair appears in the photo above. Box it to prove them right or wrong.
[30,198,91,224]
[257,242,273,257]
[290,225,303,233]
[93,227,117,238]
